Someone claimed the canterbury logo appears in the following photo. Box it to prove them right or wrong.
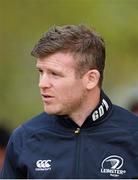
[35,160,51,171]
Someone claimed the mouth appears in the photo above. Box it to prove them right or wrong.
[42,94,53,98]
[41,94,55,102]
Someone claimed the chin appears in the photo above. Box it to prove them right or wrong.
[44,109,56,115]
[44,107,59,115]
[44,107,65,116]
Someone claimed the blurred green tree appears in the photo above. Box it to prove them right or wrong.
[0,0,138,128]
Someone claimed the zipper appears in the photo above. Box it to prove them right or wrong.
[74,127,81,178]
[75,127,80,134]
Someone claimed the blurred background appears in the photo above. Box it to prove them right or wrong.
[0,0,138,130]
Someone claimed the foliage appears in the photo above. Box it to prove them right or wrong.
[0,0,138,128]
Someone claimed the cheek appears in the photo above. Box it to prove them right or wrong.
[53,78,84,99]
[59,83,84,101]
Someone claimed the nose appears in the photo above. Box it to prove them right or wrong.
[38,74,52,89]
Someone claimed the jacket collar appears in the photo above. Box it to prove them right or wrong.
[56,90,112,129]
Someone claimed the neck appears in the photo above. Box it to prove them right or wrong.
[69,88,101,127]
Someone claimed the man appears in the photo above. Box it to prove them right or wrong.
[0,126,10,170]
[1,25,138,178]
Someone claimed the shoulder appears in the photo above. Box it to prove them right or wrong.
[110,104,138,132]
[9,112,57,147]
[22,112,55,131]
[112,104,138,122]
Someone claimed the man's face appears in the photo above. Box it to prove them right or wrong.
[36,52,87,116]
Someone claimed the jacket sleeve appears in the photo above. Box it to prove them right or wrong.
[134,131,138,171]
[0,126,26,178]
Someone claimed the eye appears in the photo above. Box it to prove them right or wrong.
[51,71,58,76]
[37,68,43,75]
[50,71,63,78]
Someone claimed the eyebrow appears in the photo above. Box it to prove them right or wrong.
[36,63,41,68]
[36,64,63,74]
[36,66,41,70]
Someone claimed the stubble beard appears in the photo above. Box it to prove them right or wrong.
[65,89,88,118]
[43,90,87,117]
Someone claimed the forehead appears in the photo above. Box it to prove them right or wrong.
[36,52,75,70]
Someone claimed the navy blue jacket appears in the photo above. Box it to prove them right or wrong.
[1,92,138,178]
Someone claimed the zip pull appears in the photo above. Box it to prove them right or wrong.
[74,128,80,134]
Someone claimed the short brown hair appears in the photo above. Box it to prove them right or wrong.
[31,25,105,87]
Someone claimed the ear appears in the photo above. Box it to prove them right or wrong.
[83,69,100,90]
